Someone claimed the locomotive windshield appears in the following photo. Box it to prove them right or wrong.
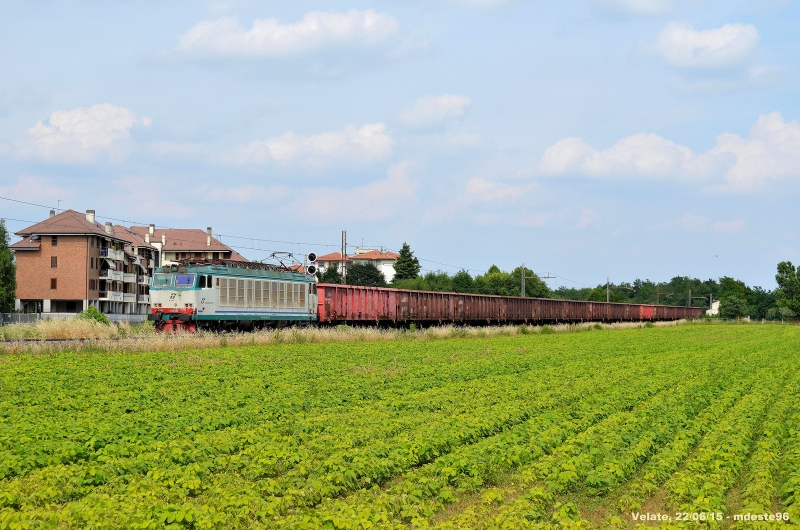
[152,273,172,288]
[175,274,196,288]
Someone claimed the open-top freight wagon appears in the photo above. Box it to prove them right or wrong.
[316,284,703,326]
[147,258,703,331]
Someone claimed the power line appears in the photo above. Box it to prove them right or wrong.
[2,195,600,286]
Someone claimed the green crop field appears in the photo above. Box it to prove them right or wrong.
[1,324,799,529]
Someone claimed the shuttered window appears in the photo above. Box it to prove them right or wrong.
[237,279,245,307]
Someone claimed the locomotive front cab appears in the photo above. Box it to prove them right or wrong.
[148,265,202,333]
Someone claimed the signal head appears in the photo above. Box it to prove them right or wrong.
[307,252,317,263]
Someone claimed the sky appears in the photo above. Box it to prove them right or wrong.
[1,0,799,290]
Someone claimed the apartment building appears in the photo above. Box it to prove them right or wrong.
[316,247,399,283]
[127,226,247,265]
[10,211,243,317]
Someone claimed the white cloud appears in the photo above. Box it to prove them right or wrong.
[199,184,288,204]
[657,22,759,68]
[674,214,747,234]
[441,0,675,13]
[438,0,513,8]
[20,104,146,163]
[576,207,601,229]
[0,176,75,201]
[539,112,800,192]
[593,0,674,15]
[667,63,786,92]
[425,177,538,222]
[712,219,747,233]
[708,112,800,190]
[399,94,472,129]
[233,123,392,166]
[177,10,398,57]
[293,162,416,221]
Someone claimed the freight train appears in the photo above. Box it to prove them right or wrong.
[148,258,704,332]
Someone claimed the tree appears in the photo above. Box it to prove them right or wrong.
[586,286,623,303]
[316,264,342,284]
[0,220,16,312]
[719,295,749,319]
[392,242,420,281]
[451,270,474,293]
[347,263,388,287]
[775,261,800,315]
[766,306,795,321]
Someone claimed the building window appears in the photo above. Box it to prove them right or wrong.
[51,256,57,268]
[51,236,58,246]
[213,252,219,260]
[50,278,57,290]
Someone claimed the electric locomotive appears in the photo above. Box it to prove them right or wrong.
[148,258,318,332]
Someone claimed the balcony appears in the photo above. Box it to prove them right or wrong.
[100,248,124,261]
[100,270,123,282]
[123,273,137,283]
[139,275,151,285]
[99,290,124,302]
[138,295,150,304]
[123,293,136,303]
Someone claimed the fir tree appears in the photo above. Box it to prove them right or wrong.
[392,242,420,281]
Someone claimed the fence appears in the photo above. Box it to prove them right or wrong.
[1,313,147,325]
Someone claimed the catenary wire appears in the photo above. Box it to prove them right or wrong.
[1,197,596,285]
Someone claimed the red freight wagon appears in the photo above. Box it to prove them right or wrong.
[316,284,705,325]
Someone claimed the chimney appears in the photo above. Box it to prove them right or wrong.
[148,224,155,235]
[161,233,166,245]
[105,222,113,235]
[49,210,55,218]
[145,232,150,243]
[86,210,95,223]
[207,227,212,246]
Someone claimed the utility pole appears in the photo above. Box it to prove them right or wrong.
[688,289,691,308]
[341,230,347,284]
[607,277,610,303]
[520,263,554,297]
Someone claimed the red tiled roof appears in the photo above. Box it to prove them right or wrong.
[14,210,125,240]
[9,238,41,250]
[128,226,235,252]
[113,225,157,250]
[351,250,399,260]
[316,252,351,263]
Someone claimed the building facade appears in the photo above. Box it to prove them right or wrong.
[316,247,399,283]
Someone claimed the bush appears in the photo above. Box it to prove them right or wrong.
[540,325,555,334]
[766,306,796,321]
[720,295,749,319]
[79,305,110,325]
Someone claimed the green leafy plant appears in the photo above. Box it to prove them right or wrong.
[78,305,110,325]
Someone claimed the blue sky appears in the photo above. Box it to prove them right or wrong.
[1,0,799,289]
